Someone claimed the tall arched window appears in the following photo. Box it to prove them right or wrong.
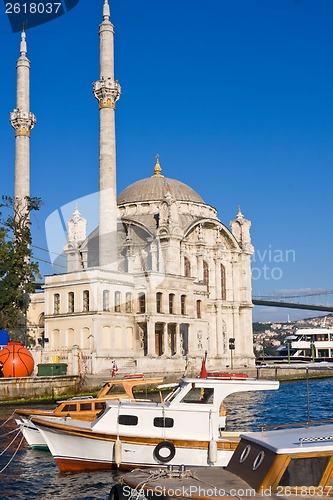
[184,256,191,277]
[221,263,226,300]
[126,292,132,313]
[103,290,110,311]
[68,292,74,313]
[169,293,175,314]
[138,293,146,313]
[83,290,90,312]
[156,292,163,313]
[181,295,186,315]
[52,329,60,348]
[54,294,60,315]
[115,291,121,312]
[196,300,202,319]
[203,261,209,286]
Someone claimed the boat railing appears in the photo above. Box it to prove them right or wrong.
[261,418,333,432]
[299,435,333,446]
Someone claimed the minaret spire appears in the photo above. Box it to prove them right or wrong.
[10,30,36,211]
[93,0,121,269]
[103,0,110,20]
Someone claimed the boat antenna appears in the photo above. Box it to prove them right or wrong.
[183,353,190,377]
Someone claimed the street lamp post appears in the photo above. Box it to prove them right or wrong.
[229,338,235,370]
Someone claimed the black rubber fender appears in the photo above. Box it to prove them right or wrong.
[108,484,127,500]
[153,440,176,463]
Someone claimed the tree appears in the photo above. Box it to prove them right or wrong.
[0,196,42,338]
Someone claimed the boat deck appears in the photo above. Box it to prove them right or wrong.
[241,423,333,453]
[119,466,329,499]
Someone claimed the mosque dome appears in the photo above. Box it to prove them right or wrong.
[117,157,204,205]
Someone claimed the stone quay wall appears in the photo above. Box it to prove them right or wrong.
[0,375,81,402]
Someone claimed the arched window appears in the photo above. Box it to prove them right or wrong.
[54,294,60,315]
[52,329,60,348]
[115,291,121,312]
[67,328,75,347]
[156,292,163,313]
[169,293,175,314]
[181,295,186,315]
[196,300,202,319]
[184,257,191,277]
[125,292,132,313]
[103,290,110,311]
[221,263,226,300]
[138,293,146,313]
[83,290,90,312]
[203,261,209,286]
[68,292,74,313]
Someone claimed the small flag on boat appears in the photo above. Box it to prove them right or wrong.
[111,360,118,377]
[199,358,207,378]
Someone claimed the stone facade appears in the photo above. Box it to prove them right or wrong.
[26,1,255,375]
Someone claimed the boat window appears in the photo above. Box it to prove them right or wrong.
[95,402,106,410]
[79,403,92,411]
[252,451,265,470]
[118,415,138,426]
[104,384,127,396]
[239,444,251,463]
[153,417,174,428]
[62,404,77,412]
[181,387,214,404]
[278,457,330,487]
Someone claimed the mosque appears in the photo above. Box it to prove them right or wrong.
[13,1,255,375]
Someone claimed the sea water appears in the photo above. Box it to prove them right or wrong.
[0,378,332,499]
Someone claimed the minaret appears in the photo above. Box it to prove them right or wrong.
[93,0,121,269]
[10,29,36,210]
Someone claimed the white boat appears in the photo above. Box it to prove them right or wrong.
[15,375,163,449]
[31,375,279,472]
[257,327,333,364]
[116,419,333,499]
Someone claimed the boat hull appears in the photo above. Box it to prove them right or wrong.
[35,421,238,473]
[15,418,48,449]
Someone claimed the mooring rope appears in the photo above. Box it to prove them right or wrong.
[0,433,25,474]
[0,427,21,438]
[0,411,17,428]
[121,467,243,499]
[0,428,22,457]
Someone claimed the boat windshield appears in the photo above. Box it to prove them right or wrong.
[163,385,182,403]
[180,386,214,404]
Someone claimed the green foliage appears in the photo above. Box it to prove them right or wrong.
[0,196,42,333]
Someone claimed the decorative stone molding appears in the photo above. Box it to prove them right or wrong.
[10,109,36,137]
[93,77,121,109]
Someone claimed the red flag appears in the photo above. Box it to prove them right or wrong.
[199,358,207,378]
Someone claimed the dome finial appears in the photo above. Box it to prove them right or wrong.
[237,204,244,218]
[153,154,163,177]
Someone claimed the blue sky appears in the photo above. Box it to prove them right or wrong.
[1,0,332,322]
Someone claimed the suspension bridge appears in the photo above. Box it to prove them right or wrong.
[253,290,333,312]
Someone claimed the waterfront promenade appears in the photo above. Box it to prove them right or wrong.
[0,364,332,403]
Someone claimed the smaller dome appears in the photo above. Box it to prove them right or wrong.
[117,157,204,205]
